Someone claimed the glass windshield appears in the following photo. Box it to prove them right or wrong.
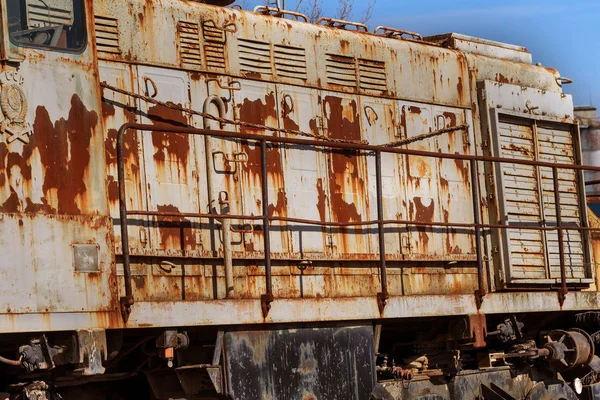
[7,0,86,51]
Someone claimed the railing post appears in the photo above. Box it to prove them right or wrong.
[553,166,568,305]
[260,139,274,317]
[470,159,485,309]
[375,150,389,314]
[117,125,134,323]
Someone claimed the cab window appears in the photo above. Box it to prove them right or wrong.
[7,0,86,51]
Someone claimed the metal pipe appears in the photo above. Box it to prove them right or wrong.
[117,123,134,322]
[375,151,388,310]
[125,210,594,233]
[0,355,21,367]
[260,139,274,315]
[470,159,485,308]
[203,95,234,298]
[586,179,600,186]
[116,123,600,173]
[553,166,568,304]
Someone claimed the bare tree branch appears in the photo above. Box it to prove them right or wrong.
[303,0,322,23]
[359,0,376,25]
[295,0,304,12]
[336,0,354,21]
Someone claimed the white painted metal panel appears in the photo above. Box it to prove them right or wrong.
[362,96,403,258]
[233,80,291,256]
[276,85,330,255]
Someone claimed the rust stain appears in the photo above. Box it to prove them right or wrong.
[6,94,99,215]
[147,103,189,164]
[412,197,434,222]
[268,189,287,217]
[103,102,139,205]
[496,73,511,84]
[316,178,326,222]
[323,96,367,253]
[456,77,464,103]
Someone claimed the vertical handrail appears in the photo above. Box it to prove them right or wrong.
[553,166,568,305]
[117,126,134,322]
[260,139,274,316]
[375,151,388,314]
[470,159,485,309]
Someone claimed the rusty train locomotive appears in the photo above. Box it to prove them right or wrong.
[1,0,600,398]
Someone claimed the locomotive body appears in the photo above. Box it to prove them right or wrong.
[0,0,599,398]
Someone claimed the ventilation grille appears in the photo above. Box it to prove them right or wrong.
[358,59,387,91]
[274,44,307,81]
[325,54,356,88]
[27,0,73,27]
[94,15,120,55]
[238,39,273,77]
[326,54,387,92]
[177,21,202,68]
[202,21,226,71]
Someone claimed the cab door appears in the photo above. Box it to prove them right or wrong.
[0,0,117,314]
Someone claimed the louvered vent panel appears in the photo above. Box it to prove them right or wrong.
[94,15,120,55]
[325,54,357,89]
[238,39,273,77]
[202,21,226,71]
[177,21,202,68]
[358,59,387,91]
[274,44,307,81]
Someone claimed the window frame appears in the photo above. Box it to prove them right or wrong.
[6,0,88,54]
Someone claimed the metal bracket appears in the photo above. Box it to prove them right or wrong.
[212,151,248,173]
[143,76,158,98]
[468,314,487,348]
[377,291,389,315]
[475,289,485,310]
[73,329,107,376]
[261,293,274,318]
[558,287,567,307]
[120,295,134,323]
[364,106,378,126]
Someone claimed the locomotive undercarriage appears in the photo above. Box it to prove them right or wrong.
[2,312,600,399]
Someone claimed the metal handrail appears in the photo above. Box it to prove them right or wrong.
[317,17,368,32]
[253,6,308,22]
[116,123,600,321]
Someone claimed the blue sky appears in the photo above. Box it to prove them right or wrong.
[241,0,600,107]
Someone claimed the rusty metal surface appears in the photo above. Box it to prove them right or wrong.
[0,0,597,334]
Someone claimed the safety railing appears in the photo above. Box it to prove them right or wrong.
[116,123,600,322]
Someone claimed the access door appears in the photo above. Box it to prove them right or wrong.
[136,67,202,258]
[276,85,331,256]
